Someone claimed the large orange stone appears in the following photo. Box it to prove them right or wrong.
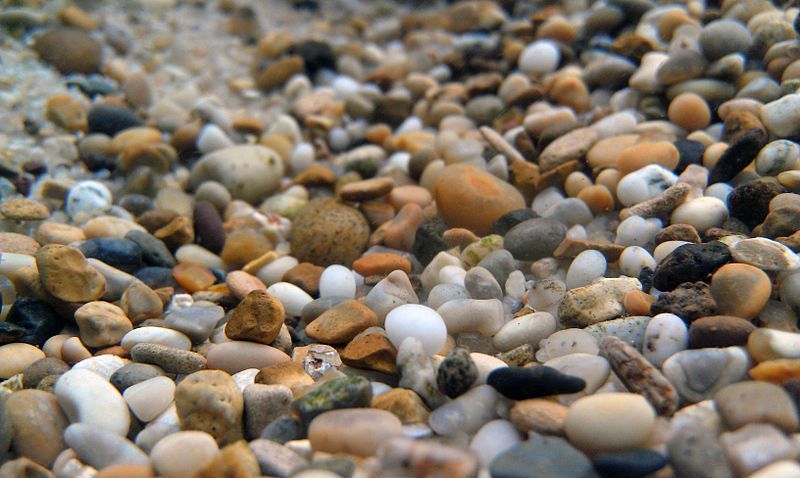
[434,164,526,235]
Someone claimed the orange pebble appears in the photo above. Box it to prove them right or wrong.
[173,262,216,292]
[623,290,655,316]
[618,141,680,175]
[668,93,711,131]
[577,185,615,214]
[353,253,412,277]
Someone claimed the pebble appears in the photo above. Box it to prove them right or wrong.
[435,164,526,236]
[616,165,678,207]
[308,409,403,456]
[64,423,149,469]
[150,431,219,478]
[669,421,734,478]
[0,343,45,379]
[564,393,656,454]
[305,299,378,344]
[385,304,447,356]
[761,94,800,138]
[110,363,163,392]
[123,376,175,423]
[710,263,772,319]
[487,366,586,400]
[653,241,731,291]
[492,312,556,353]
[489,432,593,478]
[504,218,567,261]
[662,347,750,403]
[74,301,132,348]
[715,381,798,433]
[292,376,372,425]
[33,27,102,74]
[519,40,561,76]
[130,343,207,374]
[558,277,641,327]
[318,264,356,298]
[642,313,688,368]
[437,298,504,336]
[175,370,244,445]
[36,244,106,302]
[249,439,307,477]
[436,347,478,398]
[289,198,370,267]
[749,328,800,362]
[189,145,284,204]
[55,368,130,436]
[206,341,290,374]
[226,290,284,344]
[690,315,756,348]
[243,384,293,440]
[731,237,800,271]
[721,423,799,477]
[592,449,667,478]
[5,389,67,467]
[267,282,313,317]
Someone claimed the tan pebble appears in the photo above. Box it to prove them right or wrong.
[510,398,569,435]
[225,290,284,344]
[624,289,655,315]
[74,301,132,348]
[0,343,45,379]
[154,216,194,250]
[565,393,656,454]
[225,270,266,300]
[61,337,92,364]
[711,263,771,320]
[36,244,106,303]
[383,203,425,252]
[703,142,729,170]
[387,185,433,210]
[549,75,592,113]
[43,334,72,359]
[564,171,593,197]
[587,134,640,170]
[175,370,244,445]
[109,127,162,155]
[339,177,396,202]
[282,262,324,297]
[668,93,711,131]
[0,232,40,255]
[577,185,615,214]
[537,16,576,43]
[82,216,146,239]
[308,409,403,456]
[722,110,766,144]
[95,464,154,478]
[255,361,314,395]
[595,169,622,203]
[120,281,163,324]
[172,262,216,293]
[442,228,481,249]
[0,198,49,221]
[220,228,273,266]
[192,440,260,478]
[289,198,370,267]
[242,251,280,275]
[207,341,290,375]
[523,108,576,137]
[371,388,430,425]
[618,141,680,175]
[255,56,304,91]
[293,164,337,187]
[35,222,86,246]
[45,94,87,132]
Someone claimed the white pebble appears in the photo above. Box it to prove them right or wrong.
[437,298,505,336]
[527,279,566,316]
[123,376,175,423]
[470,420,522,466]
[643,313,688,368]
[121,327,191,351]
[150,431,219,478]
[532,187,564,216]
[519,40,560,76]
[196,123,233,153]
[267,282,313,316]
[492,311,557,352]
[654,240,691,263]
[761,94,800,138]
[438,265,467,288]
[565,250,607,289]
[290,142,315,174]
[619,246,657,277]
[536,328,599,361]
[385,304,448,356]
[615,216,662,247]
[319,265,356,298]
[616,165,678,207]
[704,183,733,202]
[55,369,130,436]
[256,256,299,286]
[66,180,113,220]
[670,196,728,233]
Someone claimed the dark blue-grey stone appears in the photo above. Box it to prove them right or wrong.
[490,433,595,478]
[87,103,142,136]
[504,218,567,261]
[437,347,478,398]
[487,365,585,400]
[490,208,537,236]
[5,298,64,347]
[79,237,143,273]
[126,230,176,268]
[134,266,177,289]
[593,449,667,478]
[0,322,28,345]
[478,249,516,289]
[413,216,449,266]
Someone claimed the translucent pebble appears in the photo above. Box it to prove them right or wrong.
[385,304,448,355]
[437,298,505,336]
[532,187,564,216]
[290,142,315,173]
[66,181,113,220]
[319,265,356,299]
[196,123,233,153]
[438,265,467,288]
[536,328,600,361]
[619,246,657,277]
[427,284,471,310]
[704,183,733,203]
[527,279,566,316]
[518,40,560,76]
[653,240,690,263]
[256,256,299,286]
[428,385,500,436]
[565,250,607,289]
[469,420,522,466]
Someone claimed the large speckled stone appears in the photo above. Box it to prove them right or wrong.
[289,198,370,267]
[175,370,244,446]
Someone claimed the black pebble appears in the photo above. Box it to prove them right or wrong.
[673,139,705,174]
[87,103,143,136]
[653,241,731,291]
[292,40,336,75]
[79,237,143,274]
[0,322,29,345]
[487,365,586,400]
[437,347,478,398]
[412,216,449,265]
[490,208,537,236]
[593,449,668,478]
[727,178,787,229]
[708,129,766,184]
[5,298,64,347]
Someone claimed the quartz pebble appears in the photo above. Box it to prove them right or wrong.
[385,304,447,356]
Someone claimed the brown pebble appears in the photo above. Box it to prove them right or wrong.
[289,199,370,267]
[577,184,615,214]
[154,216,195,250]
[255,361,314,395]
[0,232,40,255]
[45,94,87,132]
[623,290,655,316]
[655,224,701,245]
[33,27,102,74]
[668,93,711,131]
[509,399,568,435]
[305,300,379,344]
[36,244,106,303]
[382,203,425,252]
[220,228,273,266]
[225,270,266,300]
[710,263,772,320]
[750,359,800,384]
[352,253,412,277]
[442,228,481,249]
[371,388,430,425]
[172,262,216,293]
[283,262,324,297]
[293,164,336,187]
[226,290,284,345]
[340,177,396,202]
[689,316,757,348]
[341,332,398,375]
[617,142,680,175]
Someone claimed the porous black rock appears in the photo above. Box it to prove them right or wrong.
[5,298,64,347]
[653,241,731,291]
